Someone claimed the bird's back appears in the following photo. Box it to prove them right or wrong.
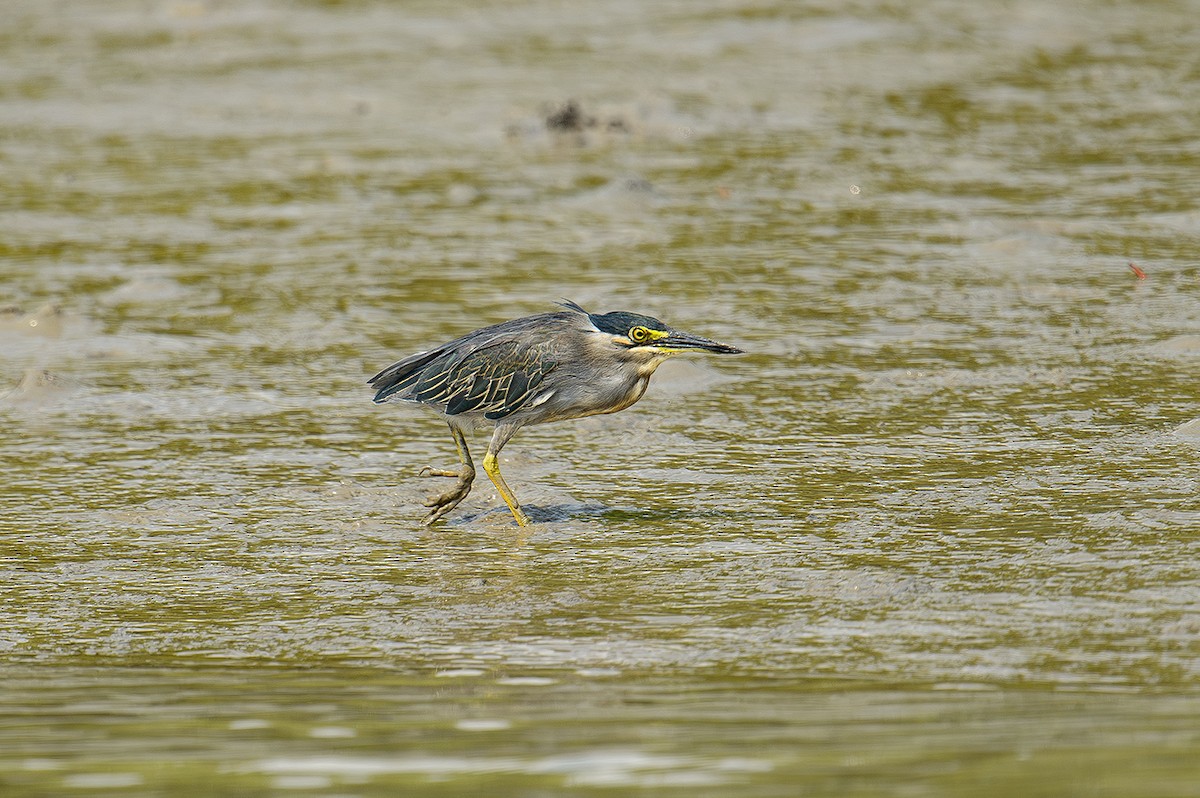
[368,311,584,421]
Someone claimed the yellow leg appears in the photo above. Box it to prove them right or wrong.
[483,424,531,527]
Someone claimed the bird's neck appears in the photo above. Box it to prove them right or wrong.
[601,372,651,416]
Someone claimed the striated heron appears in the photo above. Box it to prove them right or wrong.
[368,300,742,526]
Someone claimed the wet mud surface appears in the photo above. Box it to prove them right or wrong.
[3,0,1200,794]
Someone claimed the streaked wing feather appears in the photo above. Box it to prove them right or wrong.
[424,339,557,419]
[444,373,490,415]
[484,360,556,420]
[371,312,571,413]
[369,347,447,403]
[412,359,460,404]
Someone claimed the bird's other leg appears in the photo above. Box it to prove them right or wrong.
[421,423,475,525]
[420,421,472,480]
[482,423,531,527]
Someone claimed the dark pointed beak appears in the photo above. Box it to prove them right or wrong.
[662,330,743,354]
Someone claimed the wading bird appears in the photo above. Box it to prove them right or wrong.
[368,300,742,526]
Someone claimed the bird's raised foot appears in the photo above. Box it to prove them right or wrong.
[420,466,462,478]
[420,465,475,525]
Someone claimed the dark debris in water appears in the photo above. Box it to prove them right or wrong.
[544,100,631,134]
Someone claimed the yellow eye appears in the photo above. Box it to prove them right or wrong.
[629,326,650,343]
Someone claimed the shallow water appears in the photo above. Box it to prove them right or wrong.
[3,0,1200,795]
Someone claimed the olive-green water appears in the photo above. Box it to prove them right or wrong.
[3,0,1199,795]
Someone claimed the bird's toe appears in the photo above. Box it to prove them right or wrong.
[422,503,457,525]
[420,472,475,524]
[420,466,461,478]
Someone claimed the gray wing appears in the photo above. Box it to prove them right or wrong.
[372,333,559,420]
[429,339,558,420]
[370,315,568,420]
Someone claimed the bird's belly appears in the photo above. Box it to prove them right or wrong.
[529,374,648,424]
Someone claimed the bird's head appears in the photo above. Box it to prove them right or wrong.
[560,300,742,373]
